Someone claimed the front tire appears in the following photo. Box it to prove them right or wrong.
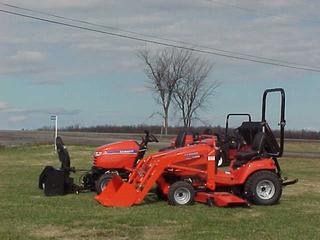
[244,170,282,205]
[95,173,113,194]
[168,181,195,206]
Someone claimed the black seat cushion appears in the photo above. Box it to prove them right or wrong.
[236,151,259,161]
[235,132,266,165]
[237,121,263,145]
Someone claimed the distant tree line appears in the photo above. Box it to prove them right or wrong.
[38,124,320,140]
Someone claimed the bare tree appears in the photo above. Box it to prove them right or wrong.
[138,48,191,135]
[173,55,220,128]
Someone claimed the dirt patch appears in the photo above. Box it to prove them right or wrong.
[232,209,263,220]
[163,219,178,224]
[142,225,175,240]
[31,225,65,239]
[31,224,130,240]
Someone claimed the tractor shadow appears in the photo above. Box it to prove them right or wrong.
[141,190,162,205]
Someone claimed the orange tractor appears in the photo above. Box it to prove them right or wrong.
[96,88,297,207]
[84,130,211,193]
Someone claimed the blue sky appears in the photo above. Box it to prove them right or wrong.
[0,0,320,130]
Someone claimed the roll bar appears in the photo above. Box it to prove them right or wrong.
[261,88,286,157]
[225,113,252,136]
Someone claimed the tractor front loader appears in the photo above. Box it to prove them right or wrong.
[95,141,247,207]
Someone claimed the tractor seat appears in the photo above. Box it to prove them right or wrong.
[234,132,266,165]
[175,130,187,148]
[158,130,188,152]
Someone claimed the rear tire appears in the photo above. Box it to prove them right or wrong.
[168,181,195,206]
[244,170,282,205]
[95,173,113,194]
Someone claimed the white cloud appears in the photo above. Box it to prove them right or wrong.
[5,107,81,116]
[9,50,45,64]
[130,86,149,93]
[0,50,48,75]
[1,2,320,86]
[5,0,108,10]
[8,115,27,123]
[3,0,320,78]
[0,101,9,111]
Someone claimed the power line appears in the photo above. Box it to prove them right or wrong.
[0,1,315,68]
[209,0,320,24]
[1,8,320,73]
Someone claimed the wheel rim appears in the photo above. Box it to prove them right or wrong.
[174,187,191,205]
[256,180,275,200]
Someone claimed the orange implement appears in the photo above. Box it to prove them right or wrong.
[95,175,138,207]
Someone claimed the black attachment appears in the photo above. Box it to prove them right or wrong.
[38,166,76,196]
[39,166,54,189]
[38,136,82,195]
[56,136,71,170]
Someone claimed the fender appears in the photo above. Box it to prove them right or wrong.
[216,158,277,186]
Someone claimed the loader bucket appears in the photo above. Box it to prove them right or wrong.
[95,175,138,207]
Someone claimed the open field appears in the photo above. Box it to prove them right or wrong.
[0,143,319,240]
[0,130,161,147]
[284,140,320,153]
[1,130,320,157]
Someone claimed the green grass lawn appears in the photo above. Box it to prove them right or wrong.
[284,140,320,153]
[0,144,319,240]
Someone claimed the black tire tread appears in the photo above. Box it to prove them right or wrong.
[95,173,113,194]
[244,170,282,205]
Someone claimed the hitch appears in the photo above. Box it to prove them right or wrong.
[282,178,298,186]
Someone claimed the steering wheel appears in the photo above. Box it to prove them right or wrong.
[141,131,159,146]
[212,133,224,147]
[149,134,159,143]
[228,129,245,150]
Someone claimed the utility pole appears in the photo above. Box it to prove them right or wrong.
[50,115,58,151]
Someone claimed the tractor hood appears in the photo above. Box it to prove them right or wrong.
[93,140,140,169]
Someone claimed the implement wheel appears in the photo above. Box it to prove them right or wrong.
[244,170,282,205]
[168,181,195,206]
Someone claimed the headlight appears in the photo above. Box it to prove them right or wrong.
[94,151,103,157]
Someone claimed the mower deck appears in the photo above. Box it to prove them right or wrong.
[195,192,248,207]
